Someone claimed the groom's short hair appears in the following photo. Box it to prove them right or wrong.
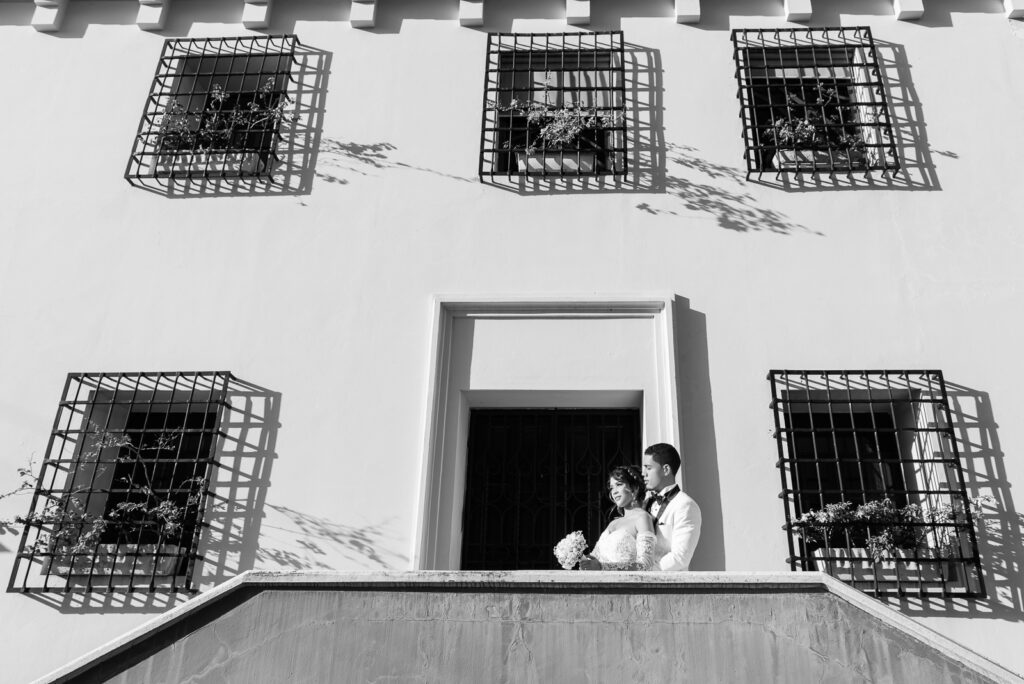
[644,443,681,474]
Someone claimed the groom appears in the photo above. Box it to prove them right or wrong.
[642,443,701,571]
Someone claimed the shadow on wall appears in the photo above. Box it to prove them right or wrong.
[0,1,33,27]
[588,0,675,30]
[28,1,138,38]
[315,140,476,187]
[466,0,564,32]
[195,378,282,589]
[673,296,725,571]
[894,382,1024,623]
[806,0,1007,28]
[801,0,897,26]
[315,130,813,237]
[637,143,818,234]
[358,0,459,34]
[263,0,352,33]
[256,504,408,571]
[912,0,1007,29]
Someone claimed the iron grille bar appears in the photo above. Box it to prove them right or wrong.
[479,31,628,181]
[769,369,984,598]
[125,36,299,185]
[731,27,900,180]
[9,372,232,594]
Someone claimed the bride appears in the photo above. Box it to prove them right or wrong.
[578,465,657,571]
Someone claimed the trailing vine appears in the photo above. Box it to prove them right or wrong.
[158,76,294,153]
[5,425,207,569]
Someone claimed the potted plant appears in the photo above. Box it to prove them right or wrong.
[9,427,207,579]
[501,98,615,174]
[794,500,859,550]
[796,498,927,581]
[768,85,867,170]
[156,77,293,177]
[796,496,990,588]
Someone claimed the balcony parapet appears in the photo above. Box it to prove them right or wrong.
[39,570,1022,684]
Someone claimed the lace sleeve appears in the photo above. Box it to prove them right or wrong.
[634,531,656,571]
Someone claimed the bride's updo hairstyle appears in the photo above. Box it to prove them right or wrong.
[607,464,646,509]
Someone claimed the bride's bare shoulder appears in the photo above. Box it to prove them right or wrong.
[627,509,655,534]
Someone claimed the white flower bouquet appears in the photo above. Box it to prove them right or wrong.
[553,531,588,570]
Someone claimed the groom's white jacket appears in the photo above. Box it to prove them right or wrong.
[653,490,702,571]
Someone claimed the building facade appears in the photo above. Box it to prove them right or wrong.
[1,0,1023,680]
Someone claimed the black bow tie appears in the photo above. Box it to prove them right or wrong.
[649,486,679,506]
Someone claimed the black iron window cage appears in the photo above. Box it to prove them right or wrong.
[769,370,984,598]
[125,35,299,184]
[479,31,628,180]
[732,27,900,180]
[9,372,232,594]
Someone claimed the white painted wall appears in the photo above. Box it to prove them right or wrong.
[1,1,1023,680]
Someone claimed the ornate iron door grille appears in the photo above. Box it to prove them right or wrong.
[732,27,899,179]
[769,370,984,598]
[461,409,640,571]
[9,372,231,594]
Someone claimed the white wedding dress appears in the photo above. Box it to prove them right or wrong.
[590,526,657,571]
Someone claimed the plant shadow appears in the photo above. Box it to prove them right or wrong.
[314,139,477,186]
[256,504,408,571]
[638,143,818,234]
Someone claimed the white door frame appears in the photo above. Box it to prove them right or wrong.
[412,295,681,570]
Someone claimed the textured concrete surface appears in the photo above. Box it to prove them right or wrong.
[66,574,1006,683]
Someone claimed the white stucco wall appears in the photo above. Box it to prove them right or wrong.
[1,1,1023,680]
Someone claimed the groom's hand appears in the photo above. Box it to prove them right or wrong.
[578,556,602,571]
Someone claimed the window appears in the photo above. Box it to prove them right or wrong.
[125,35,299,183]
[479,32,627,180]
[9,372,230,593]
[769,370,983,598]
[732,27,899,179]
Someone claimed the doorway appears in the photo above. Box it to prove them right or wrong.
[460,408,641,570]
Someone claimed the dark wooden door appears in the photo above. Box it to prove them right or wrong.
[460,408,641,570]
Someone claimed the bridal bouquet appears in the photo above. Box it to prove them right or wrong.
[553,531,588,570]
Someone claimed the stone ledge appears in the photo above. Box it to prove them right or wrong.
[38,571,1024,684]
[243,569,835,588]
